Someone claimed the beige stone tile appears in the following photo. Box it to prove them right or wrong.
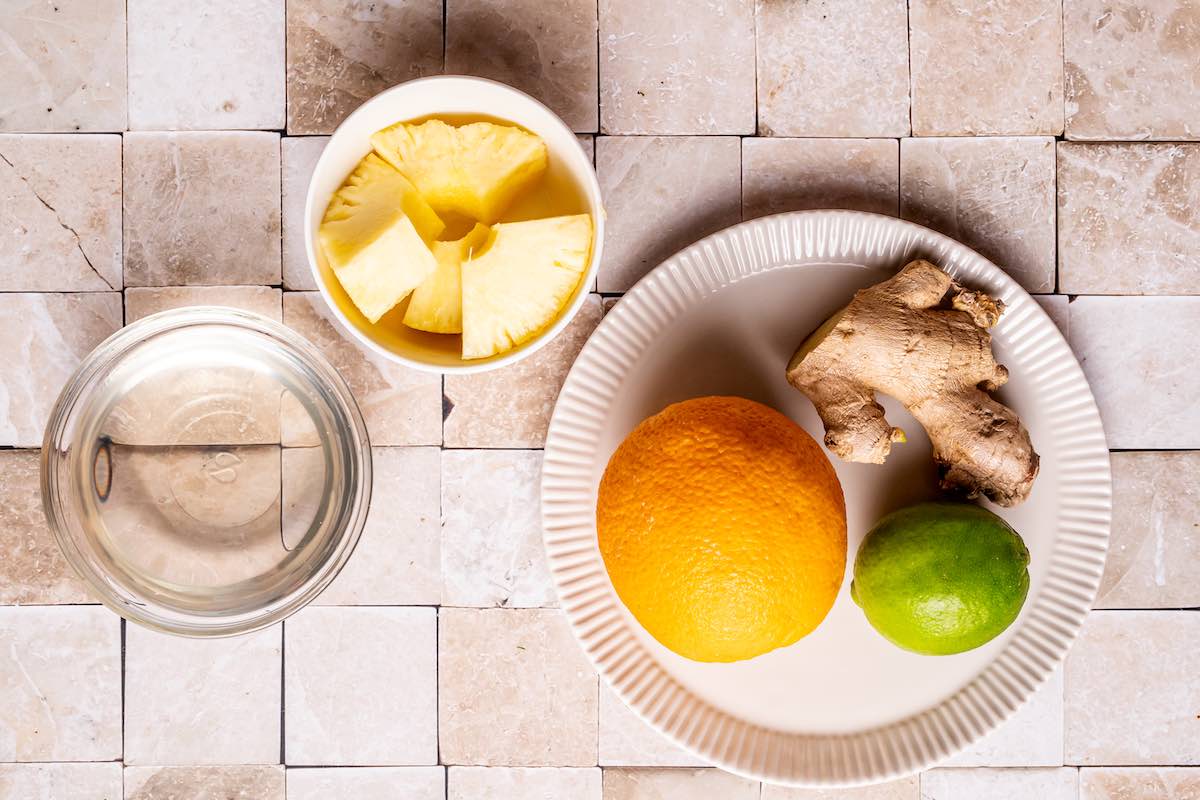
[0,134,121,290]
[294,446,441,605]
[439,608,597,766]
[127,0,284,130]
[125,625,281,765]
[0,292,122,447]
[1068,297,1200,449]
[125,286,282,323]
[123,766,284,800]
[287,767,445,800]
[0,763,121,800]
[598,684,706,767]
[282,292,441,446]
[743,138,899,220]
[596,136,741,292]
[1081,767,1200,800]
[1066,610,1200,764]
[447,0,598,132]
[579,134,595,163]
[123,132,282,287]
[921,768,1077,800]
[901,137,1057,293]
[0,450,90,605]
[599,0,755,134]
[444,295,602,447]
[942,666,1064,767]
[450,767,602,800]
[285,606,437,765]
[1096,452,1200,609]
[602,768,759,799]
[1065,0,1200,140]
[441,450,551,608]
[1058,143,1200,295]
[286,0,441,135]
[762,776,919,799]
[281,136,327,290]
[0,606,121,761]
[910,0,1064,135]
[1035,295,1069,339]
[755,0,909,137]
[0,1,126,132]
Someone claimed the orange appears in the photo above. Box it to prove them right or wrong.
[597,396,847,663]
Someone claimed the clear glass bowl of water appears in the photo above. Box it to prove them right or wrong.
[41,307,372,636]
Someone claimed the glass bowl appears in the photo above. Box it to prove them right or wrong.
[41,307,372,637]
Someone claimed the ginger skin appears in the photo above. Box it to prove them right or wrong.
[785,259,1039,507]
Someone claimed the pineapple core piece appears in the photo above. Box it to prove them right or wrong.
[319,153,445,324]
[403,223,491,334]
[370,119,547,223]
[461,214,592,360]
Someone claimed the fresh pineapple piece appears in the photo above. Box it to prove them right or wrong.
[461,214,592,360]
[319,153,445,323]
[371,119,548,223]
[403,223,490,334]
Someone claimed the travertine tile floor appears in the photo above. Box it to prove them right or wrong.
[0,1,1197,798]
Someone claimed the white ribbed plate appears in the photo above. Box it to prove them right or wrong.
[541,211,1110,787]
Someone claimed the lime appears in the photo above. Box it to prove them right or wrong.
[850,502,1030,655]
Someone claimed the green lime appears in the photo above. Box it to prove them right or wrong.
[850,502,1030,656]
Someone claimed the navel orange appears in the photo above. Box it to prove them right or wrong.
[597,396,848,663]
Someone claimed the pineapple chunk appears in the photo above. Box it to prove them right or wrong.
[319,153,445,324]
[403,223,490,334]
[462,214,592,360]
[371,119,547,223]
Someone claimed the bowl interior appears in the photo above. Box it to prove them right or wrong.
[305,76,604,373]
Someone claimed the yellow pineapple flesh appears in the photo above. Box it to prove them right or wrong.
[403,223,491,334]
[461,214,592,360]
[370,119,548,223]
[318,153,445,323]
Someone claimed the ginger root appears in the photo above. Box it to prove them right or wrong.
[785,259,1039,507]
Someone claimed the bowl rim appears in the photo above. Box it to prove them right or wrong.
[304,74,605,375]
[40,306,373,638]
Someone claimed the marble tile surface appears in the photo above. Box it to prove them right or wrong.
[0,606,121,761]
[444,294,602,447]
[282,292,441,446]
[0,763,122,800]
[743,138,899,220]
[0,0,126,132]
[124,625,281,765]
[599,0,755,134]
[449,767,602,800]
[910,0,1064,135]
[596,135,741,292]
[942,667,1064,767]
[602,768,760,800]
[756,0,909,137]
[123,766,284,800]
[1035,295,1070,339]
[1080,767,1200,800]
[281,136,327,290]
[761,776,919,799]
[123,132,282,287]
[287,0,442,135]
[287,767,445,800]
[447,0,598,132]
[441,449,551,607]
[439,608,597,766]
[285,606,437,765]
[921,768,1078,800]
[1058,143,1200,294]
[1065,0,1200,140]
[901,137,1057,293]
[1096,452,1200,609]
[1068,297,1200,449]
[0,134,121,290]
[1066,611,1200,765]
[0,292,122,447]
[125,286,282,323]
[0,450,91,605]
[599,684,707,767]
[127,0,285,130]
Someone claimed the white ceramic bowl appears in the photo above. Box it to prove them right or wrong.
[305,76,604,374]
